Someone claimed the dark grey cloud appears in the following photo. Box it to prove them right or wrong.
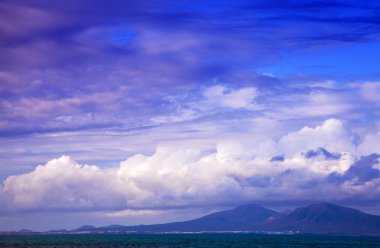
[329,154,380,185]
[303,148,341,160]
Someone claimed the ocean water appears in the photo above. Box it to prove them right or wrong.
[1,233,380,248]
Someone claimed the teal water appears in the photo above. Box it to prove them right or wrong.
[1,233,380,247]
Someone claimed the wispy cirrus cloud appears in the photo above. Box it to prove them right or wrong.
[1,0,380,138]
[152,85,259,124]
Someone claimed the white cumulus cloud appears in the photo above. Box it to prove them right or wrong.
[1,119,379,213]
[278,118,356,156]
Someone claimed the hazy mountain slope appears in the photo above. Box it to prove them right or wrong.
[71,203,380,235]
[265,203,380,235]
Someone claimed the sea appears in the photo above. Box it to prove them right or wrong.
[1,233,380,248]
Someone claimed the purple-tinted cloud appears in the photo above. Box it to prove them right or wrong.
[1,0,380,137]
[1,119,380,215]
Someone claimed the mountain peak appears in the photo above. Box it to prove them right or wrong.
[300,202,362,214]
[233,203,268,211]
[266,202,380,235]
[307,202,340,209]
[74,225,96,231]
[193,203,277,227]
[289,202,355,218]
[66,203,380,235]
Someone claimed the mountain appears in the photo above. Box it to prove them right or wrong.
[17,229,34,233]
[69,203,380,235]
[73,225,96,232]
[265,202,380,235]
[75,204,277,232]
[153,204,277,231]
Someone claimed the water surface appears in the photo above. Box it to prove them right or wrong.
[1,233,380,247]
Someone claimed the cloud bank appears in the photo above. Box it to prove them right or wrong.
[2,119,379,213]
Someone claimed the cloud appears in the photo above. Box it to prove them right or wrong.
[2,119,379,213]
[105,209,166,218]
[1,0,380,231]
[268,90,355,120]
[343,154,380,184]
[0,2,67,43]
[357,132,380,156]
[201,85,258,110]
[1,0,380,138]
[1,156,129,210]
[152,85,259,124]
[278,118,356,156]
[360,82,380,103]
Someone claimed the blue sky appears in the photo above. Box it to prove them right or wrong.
[258,41,380,78]
[0,0,380,231]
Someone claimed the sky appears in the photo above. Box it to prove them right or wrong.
[0,0,380,231]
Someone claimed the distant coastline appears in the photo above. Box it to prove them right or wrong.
[3,202,380,236]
